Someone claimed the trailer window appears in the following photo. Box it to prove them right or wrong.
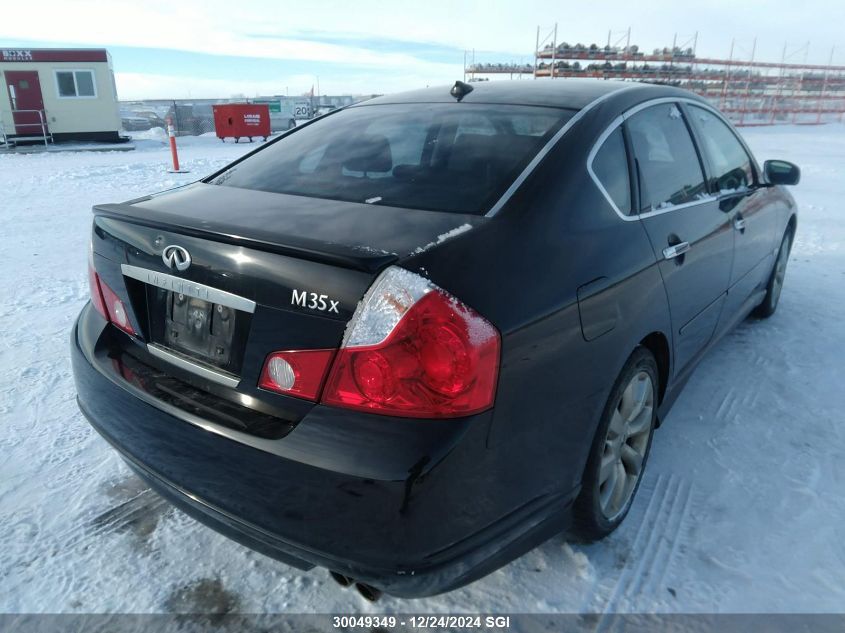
[55,70,96,98]
[209,103,573,215]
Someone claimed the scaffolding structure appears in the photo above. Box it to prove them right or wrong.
[465,27,845,126]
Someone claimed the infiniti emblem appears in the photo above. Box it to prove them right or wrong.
[162,245,191,271]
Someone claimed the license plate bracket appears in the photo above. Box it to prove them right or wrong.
[159,291,239,369]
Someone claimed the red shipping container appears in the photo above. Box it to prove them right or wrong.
[212,103,271,142]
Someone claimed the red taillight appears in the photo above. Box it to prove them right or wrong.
[321,267,500,418]
[88,261,135,336]
[259,349,335,401]
[88,262,107,319]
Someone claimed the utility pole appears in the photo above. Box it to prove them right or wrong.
[691,32,699,79]
[770,42,788,125]
[792,41,809,123]
[739,37,756,126]
[817,46,834,124]
[721,39,734,111]
[671,32,677,69]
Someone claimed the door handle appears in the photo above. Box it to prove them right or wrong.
[733,216,746,232]
[663,242,690,260]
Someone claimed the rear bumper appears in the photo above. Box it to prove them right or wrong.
[71,304,576,597]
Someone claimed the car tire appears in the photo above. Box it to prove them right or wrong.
[572,347,658,542]
[753,229,793,319]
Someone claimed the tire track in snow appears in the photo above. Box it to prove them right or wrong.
[714,389,737,421]
[639,479,695,600]
[591,472,695,628]
[88,488,168,535]
[2,481,171,608]
[42,488,168,561]
[610,476,685,609]
[576,474,666,616]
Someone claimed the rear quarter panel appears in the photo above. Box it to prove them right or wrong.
[403,107,672,501]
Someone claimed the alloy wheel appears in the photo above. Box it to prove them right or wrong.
[598,371,654,520]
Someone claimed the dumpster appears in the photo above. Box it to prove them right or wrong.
[212,103,271,142]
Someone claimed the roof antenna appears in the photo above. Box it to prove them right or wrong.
[450,80,473,102]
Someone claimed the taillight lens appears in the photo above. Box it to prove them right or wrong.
[259,349,335,401]
[88,255,135,336]
[321,267,500,418]
[88,261,107,320]
[100,281,135,335]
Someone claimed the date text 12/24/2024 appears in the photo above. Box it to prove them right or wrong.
[332,615,512,629]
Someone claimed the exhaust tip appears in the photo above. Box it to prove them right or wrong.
[329,571,354,588]
[355,582,383,602]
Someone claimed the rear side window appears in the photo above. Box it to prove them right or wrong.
[626,103,707,211]
[592,126,631,214]
[209,104,573,215]
[687,105,755,193]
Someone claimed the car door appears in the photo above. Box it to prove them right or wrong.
[684,104,777,326]
[625,102,734,376]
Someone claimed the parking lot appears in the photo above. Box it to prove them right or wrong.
[1,125,844,614]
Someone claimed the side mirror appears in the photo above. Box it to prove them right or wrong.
[764,160,800,186]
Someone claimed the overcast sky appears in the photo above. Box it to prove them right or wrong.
[3,0,845,99]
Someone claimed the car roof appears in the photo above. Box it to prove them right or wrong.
[356,79,696,112]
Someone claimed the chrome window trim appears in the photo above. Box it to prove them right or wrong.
[586,96,761,222]
[121,264,256,314]
[586,114,637,221]
[638,196,718,218]
[486,83,640,217]
[147,343,241,388]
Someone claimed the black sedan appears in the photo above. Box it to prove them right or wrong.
[71,79,799,599]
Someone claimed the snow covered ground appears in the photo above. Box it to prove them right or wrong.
[1,124,844,615]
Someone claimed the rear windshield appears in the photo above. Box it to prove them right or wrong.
[208,103,573,215]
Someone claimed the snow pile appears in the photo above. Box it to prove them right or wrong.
[128,127,168,143]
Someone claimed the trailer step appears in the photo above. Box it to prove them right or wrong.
[9,135,53,143]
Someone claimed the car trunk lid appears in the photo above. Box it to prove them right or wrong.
[96,182,484,272]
